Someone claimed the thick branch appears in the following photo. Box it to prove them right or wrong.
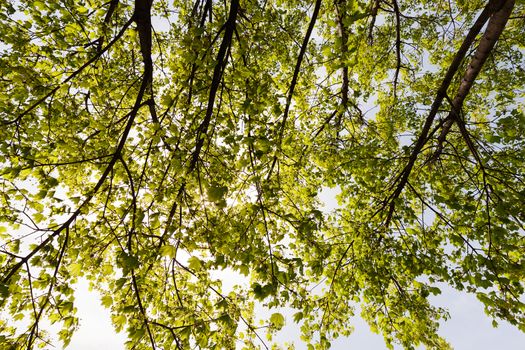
[368,0,381,43]
[189,0,239,172]
[1,5,154,283]
[392,0,402,98]
[434,0,515,159]
[335,0,349,110]
[382,0,504,225]
[134,0,153,73]
[2,71,150,285]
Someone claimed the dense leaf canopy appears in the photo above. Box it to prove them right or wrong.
[1,0,524,348]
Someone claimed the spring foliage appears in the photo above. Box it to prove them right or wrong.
[0,0,524,348]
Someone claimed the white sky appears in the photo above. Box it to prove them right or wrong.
[68,277,525,350]
[3,4,523,350]
[64,187,525,349]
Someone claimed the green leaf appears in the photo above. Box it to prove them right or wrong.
[101,295,113,308]
[69,263,83,277]
[0,283,9,299]
[207,186,228,202]
[188,256,202,271]
[33,1,46,10]
[269,313,285,330]
[120,254,140,270]
[1,1,524,348]
[113,315,127,332]
[293,312,303,323]
[160,245,177,259]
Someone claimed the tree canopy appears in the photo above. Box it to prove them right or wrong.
[0,0,524,348]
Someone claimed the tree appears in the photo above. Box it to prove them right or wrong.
[0,0,524,348]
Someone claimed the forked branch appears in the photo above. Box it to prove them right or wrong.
[382,0,512,226]
[433,0,515,160]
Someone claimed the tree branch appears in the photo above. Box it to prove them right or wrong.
[433,0,515,160]
[268,0,322,179]
[382,0,504,226]
[2,17,134,126]
[1,1,156,284]
[97,0,120,52]
[189,0,239,172]
[392,0,402,99]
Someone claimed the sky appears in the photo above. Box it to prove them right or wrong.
[0,186,510,349]
[3,4,524,350]
[66,186,525,350]
[68,276,525,350]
